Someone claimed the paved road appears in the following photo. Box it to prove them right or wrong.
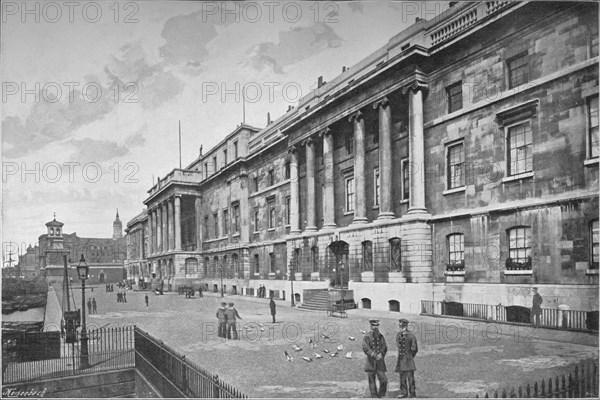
[66,286,598,398]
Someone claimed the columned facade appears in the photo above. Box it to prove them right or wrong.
[320,128,336,229]
[374,97,394,220]
[289,146,300,234]
[349,111,367,224]
[304,137,317,231]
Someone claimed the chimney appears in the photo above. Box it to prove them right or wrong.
[267,112,271,125]
[287,105,293,112]
[342,66,347,73]
[199,145,203,156]
[317,76,323,88]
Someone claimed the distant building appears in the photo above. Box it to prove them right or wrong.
[17,244,40,278]
[128,2,598,313]
[124,210,149,287]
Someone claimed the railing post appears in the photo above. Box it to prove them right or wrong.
[213,374,221,398]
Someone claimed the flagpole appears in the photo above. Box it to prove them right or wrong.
[242,87,246,124]
[178,120,182,169]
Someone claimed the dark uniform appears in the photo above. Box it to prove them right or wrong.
[532,288,543,326]
[270,298,276,323]
[395,319,418,398]
[216,303,228,338]
[362,319,388,398]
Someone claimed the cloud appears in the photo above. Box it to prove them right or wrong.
[124,124,148,148]
[67,138,130,163]
[348,2,364,13]
[244,23,343,73]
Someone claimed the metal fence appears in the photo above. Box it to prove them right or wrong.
[134,327,247,398]
[476,358,599,398]
[2,325,135,384]
[421,300,599,332]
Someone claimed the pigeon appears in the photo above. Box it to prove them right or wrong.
[322,349,329,353]
[330,351,339,357]
[302,356,313,362]
[337,344,343,351]
[345,352,352,359]
[292,344,302,352]
[320,333,330,340]
[308,338,316,348]
[348,336,356,341]
[360,330,368,334]
[313,352,323,359]
[260,327,265,332]
[284,350,294,362]
[258,323,264,327]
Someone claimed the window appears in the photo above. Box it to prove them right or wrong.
[507,121,533,176]
[253,208,260,232]
[269,252,276,273]
[285,196,291,225]
[311,246,319,273]
[447,141,465,189]
[362,241,373,271]
[223,149,228,165]
[232,203,240,233]
[204,257,209,275]
[268,169,274,186]
[204,163,209,178]
[507,227,532,269]
[293,248,301,273]
[204,215,209,238]
[222,209,229,235]
[268,204,276,229]
[374,169,380,206]
[285,162,291,179]
[213,213,219,237]
[447,81,463,113]
[447,233,465,270]
[234,141,238,159]
[401,159,410,201]
[588,96,599,159]
[213,156,218,172]
[254,254,260,274]
[591,220,599,269]
[232,253,239,276]
[508,52,529,89]
[253,176,259,192]
[345,176,355,212]
[213,256,219,276]
[389,238,401,272]
[346,134,354,155]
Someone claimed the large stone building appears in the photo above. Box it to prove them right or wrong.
[129,1,598,315]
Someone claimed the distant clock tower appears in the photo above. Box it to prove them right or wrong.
[42,214,70,285]
[113,209,123,240]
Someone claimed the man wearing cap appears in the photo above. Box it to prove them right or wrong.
[531,287,543,326]
[216,302,228,338]
[225,302,242,340]
[362,319,388,398]
[395,319,418,398]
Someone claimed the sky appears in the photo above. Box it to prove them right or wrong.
[1,0,449,263]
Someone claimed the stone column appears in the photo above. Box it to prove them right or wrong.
[320,128,336,229]
[304,137,317,231]
[174,195,182,251]
[289,146,301,234]
[374,97,395,219]
[349,110,367,224]
[162,202,168,252]
[148,208,154,255]
[404,82,428,214]
[167,199,174,251]
[195,196,202,250]
[156,206,162,253]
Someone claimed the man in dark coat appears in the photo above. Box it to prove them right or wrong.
[270,297,276,323]
[216,302,228,338]
[87,299,92,314]
[395,319,418,398]
[532,287,543,326]
[225,303,242,340]
[363,319,388,398]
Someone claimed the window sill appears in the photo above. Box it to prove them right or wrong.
[344,211,354,216]
[267,228,275,232]
[373,205,379,210]
[400,199,409,204]
[503,269,533,275]
[232,233,240,238]
[268,273,276,276]
[586,269,599,275]
[443,186,466,196]
[444,270,465,276]
[502,171,534,183]
[584,158,599,166]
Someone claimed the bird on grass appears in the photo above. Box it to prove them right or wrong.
[337,344,343,351]
[302,356,313,362]
[348,336,356,341]
[320,333,330,340]
[292,344,302,352]
[313,352,323,359]
[345,352,352,359]
[258,323,264,327]
[308,338,316,348]
[330,350,339,357]
[322,349,329,353]
[284,350,294,362]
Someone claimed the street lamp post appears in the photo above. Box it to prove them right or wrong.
[290,263,295,307]
[76,254,90,369]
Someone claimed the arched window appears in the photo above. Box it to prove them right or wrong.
[311,246,319,272]
[361,298,372,309]
[362,241,373,271]
[447,233,465,270]
[506,226,532,270]
[232,253,239,276]
[204,257,209,275]
[254,254,260,274]
[213,256,219,276]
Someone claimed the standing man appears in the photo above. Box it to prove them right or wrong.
[395,319,418,398]
[270,296,276,323]
[216,302,228,338]
[363,319,388,398]
[225,302,242,340]
[87,298,92,315]
[532,287,543,326]
[145,294,149,307]
[92,298,97,314]
[198,285,203,298]
[123,292,127,303]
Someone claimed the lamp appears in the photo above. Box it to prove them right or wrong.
[77,254,89,281]
[77,254,90,369]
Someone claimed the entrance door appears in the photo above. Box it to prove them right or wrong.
[99,272,105,283]
[328,241,349,288]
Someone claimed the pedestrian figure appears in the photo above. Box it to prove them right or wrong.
[270,296,276,323]
[92,298,97,314]
[198,286,203,298]
[216,302,228,338]
[225,302,242,340]
[363,319,388,398]
[532,287,543,326]
[123,292,127,303]
[87,299,92,315]
[395,319,418,398]
[117,292,121,303]
[145,294,149,307]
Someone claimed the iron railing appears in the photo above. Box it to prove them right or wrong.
[476,358,599,398]
[421,300,599,332]
[134,327,247,398]
[2,325,135,384]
